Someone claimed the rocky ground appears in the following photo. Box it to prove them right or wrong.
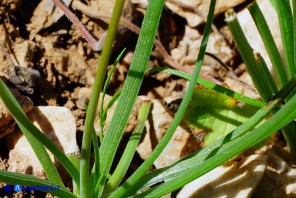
[0,0,295,197]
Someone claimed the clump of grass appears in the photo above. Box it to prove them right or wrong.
[226,1,296,154]
[0,0,296,197]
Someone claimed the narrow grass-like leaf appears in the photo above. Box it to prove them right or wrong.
[67,154,80,195]
[248,1,288,87]
[16,122,64,188]
[99,48,126,142]
[90,89,121,197]
[80,0,125,196]
[98,0,165,192]
[83,103,100,196]
[227,6,296,155]
[147,67,266,107]
[103,100,151,195]
[134,82,296,197]
[91,126,100,196]
[0,79,79,187]
[225,9,274,102]
[123,75,296,195]
[293,0,296,79]
[281,123,296,154]
[101,89,122,125]
[109,1,216,197]
[0,170,76,198]
[254,53,278,94]
[274,0,295,78]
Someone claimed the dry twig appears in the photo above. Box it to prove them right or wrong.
[71,0,223,84]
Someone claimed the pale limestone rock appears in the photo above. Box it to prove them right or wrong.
[253,153,296,197]
[237,0,282,70]
[130,0,148,8]
[177,154,268,198]
[5,106,79,178]
[165,0,247,27]
[0,88,33,139]
[170,25,234,79]
[27,0,72,40]
[137,99,199,168]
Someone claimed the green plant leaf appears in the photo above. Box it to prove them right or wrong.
[0,79,79,187]
[98,0,164,194]
[225,9,274,101]
[132,77,296,198]
[110,0,216,197]
[103,100,151,196]
[0,170,76,198]
[80,0,125,196]
[184,85,259,145]
[146,67,266,108]
[248,1,288,87]
[274,0,295,78]
[123,74,296,196]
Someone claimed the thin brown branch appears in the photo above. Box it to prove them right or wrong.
[72,0,223,84]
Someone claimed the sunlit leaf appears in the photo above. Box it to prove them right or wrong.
[184,85,260,145]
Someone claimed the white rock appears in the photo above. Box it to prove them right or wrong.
[165,0,247,27]
[0,88,33,139]
[27,0,73,39]
[253,153,296,197]
[237,0,282,70]
[177,154,267,198]
[5,106,79,178]
[137,99,200,168]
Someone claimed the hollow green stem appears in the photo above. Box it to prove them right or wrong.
[248,1,288,87]
[98,0,164,193]
[254,53,278,95]
[225,9,274,102]
[109,1,216,197]
[226,7,296,156]
[80,0,125,197]
[103,100,151,195]
[275,0,295,78]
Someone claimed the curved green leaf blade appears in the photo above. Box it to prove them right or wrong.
[0,170,76,198]
[185,85,259,145]
[98,0,165,192]
[0,79,79,186]
[146,67,265,108]
[135,85,296,198]
[110,0,216,197]
[124,75,296,196]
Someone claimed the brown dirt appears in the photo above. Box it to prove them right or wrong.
[1,0,294,197]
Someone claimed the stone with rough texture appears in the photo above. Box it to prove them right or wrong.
[253,152,296,197]
[167,0,247,27]
[137,98,200,168]
[5,106,79,178]
[0,87,33,139]
[237,0,282,70]
[27,0,72,40]
[131,0,246,27]
[177,154,268,198]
